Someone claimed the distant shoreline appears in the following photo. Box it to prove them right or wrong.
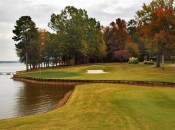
[0,61,19,63]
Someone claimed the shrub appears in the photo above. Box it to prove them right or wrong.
[144,60,154,65]
[114,50,129,62]
[128,57,138,64]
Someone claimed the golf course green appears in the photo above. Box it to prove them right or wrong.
[19,63,175,83]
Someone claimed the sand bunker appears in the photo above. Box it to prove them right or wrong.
[170,64,175,67]
[87,70,106,74]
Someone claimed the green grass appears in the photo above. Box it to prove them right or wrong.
[20,70,82,79]
[19,63,175,83]
[0,84,175,130]
[6,63,175,129]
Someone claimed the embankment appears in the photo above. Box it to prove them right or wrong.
[13,75,175,87]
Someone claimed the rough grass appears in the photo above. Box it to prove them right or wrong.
[19,63,175,83]
[0,84,175,130]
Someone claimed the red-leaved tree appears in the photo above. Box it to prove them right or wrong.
[114,50,129,62]
[104,18,128,61]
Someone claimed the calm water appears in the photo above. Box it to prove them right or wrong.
[0,63,74,119]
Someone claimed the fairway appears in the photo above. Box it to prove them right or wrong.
[0,84,175,130]
[19,63,175,83]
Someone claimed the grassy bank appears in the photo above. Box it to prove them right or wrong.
[0,84,175,130]
[19,63,175,83]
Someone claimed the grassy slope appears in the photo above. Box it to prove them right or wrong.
[0,84,175,130]
[19,63,175,83]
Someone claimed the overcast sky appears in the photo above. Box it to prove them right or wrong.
[0,0,154,61]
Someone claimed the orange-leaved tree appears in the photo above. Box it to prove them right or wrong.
[136,0,175,69]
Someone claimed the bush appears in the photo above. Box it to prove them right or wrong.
[128,57,138,64]
[144,60,154,65]
[114,50,129,62]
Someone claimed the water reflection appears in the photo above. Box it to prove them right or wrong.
[0,75,74,119]
[16,82,74,116]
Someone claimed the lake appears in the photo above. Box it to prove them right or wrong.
[0,63,74,119]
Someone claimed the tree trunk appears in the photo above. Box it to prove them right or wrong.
[156,54,160,67]
[56,59,58,67]
[47,58,49,67]
[162,53,165,70]
[26,51,29,71]
[30,63,32,70]
[71,55,75,66]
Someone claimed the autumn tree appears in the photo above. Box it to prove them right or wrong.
[104,18,127,62]
[38,29,49,67]
[127,19,148,61]
[125,41,139,58]
[136,0,175,69]
[114,50,129,62]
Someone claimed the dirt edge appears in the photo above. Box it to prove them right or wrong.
[55,91,73,109]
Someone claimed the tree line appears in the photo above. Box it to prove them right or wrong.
[12,0,175,71]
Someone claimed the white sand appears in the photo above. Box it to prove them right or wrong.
[170,64,175,67]
[87,70,106,74]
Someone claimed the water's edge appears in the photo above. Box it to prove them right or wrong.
[55,91,73,109]
[13,75,175,87]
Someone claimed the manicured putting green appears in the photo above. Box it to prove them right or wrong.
[19,63,175,83]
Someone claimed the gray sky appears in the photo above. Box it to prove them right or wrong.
[0,0,153,61]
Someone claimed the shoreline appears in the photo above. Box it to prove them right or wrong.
[8,74,174,119]
[0,77,75,120]
[55,91,73,109]
[0,90,74,121]
[12,76,82,86]
[13,75,175,87]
